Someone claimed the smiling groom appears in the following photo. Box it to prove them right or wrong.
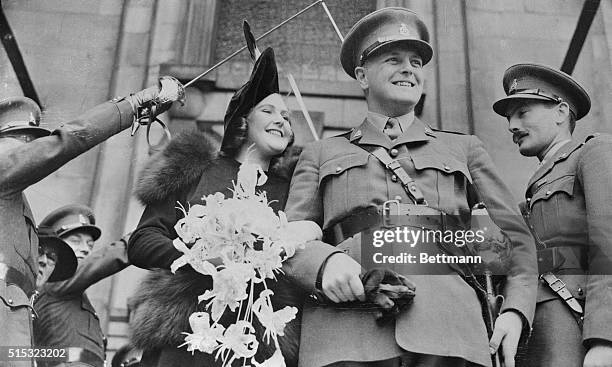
[284,7,538,367]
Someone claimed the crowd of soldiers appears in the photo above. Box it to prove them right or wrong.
[1,6,611,367]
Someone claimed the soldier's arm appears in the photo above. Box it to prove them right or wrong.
[44,236,129,296]
[282,142,343,294]
[0,100,134,197]
[467,135,538,327]
[577,135,612,346]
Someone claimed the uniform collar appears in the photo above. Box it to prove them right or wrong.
[526,139,582,194]
[350,115,433,149]
[366,110,415,132]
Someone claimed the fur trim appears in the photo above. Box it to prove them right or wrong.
[129,269,302,366]
[134,130,218,205]
[134,129,302,205]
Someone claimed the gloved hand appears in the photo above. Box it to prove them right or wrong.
[128,76,185,113]
[127,76,186,135]
[361,268,416,325]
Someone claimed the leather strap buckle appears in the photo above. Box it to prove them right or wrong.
[382,199,401,227]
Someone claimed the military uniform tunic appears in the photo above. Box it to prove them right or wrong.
[0,100,133,365]
[285,117,538,367]
[520,134,612,366]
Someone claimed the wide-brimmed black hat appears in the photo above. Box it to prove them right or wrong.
[220,47,279,152]
[340,7,433,79]
[38,226,78,282]
[40,204,102,241]
[493,63,591,120]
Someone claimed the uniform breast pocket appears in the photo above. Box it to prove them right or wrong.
[78,298,103,343]
[530,175,578,236]
[411,154,472,210]
[319,153,371,215]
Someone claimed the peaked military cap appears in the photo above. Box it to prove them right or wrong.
[40,204,102,241]
[221,47,279,152]
[38,225,78,282]
[0,96,49,138]
[340,7,433,79]
[493,63,591,120]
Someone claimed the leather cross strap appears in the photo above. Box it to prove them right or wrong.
[368,146,427,205]
[540,272,584,327]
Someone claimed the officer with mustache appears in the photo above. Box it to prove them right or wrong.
[493,63,612,367]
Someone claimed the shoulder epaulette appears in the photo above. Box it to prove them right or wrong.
[429,126,467,135]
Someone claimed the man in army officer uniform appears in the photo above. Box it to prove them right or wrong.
[285,7,538,367]
[493,63,612,367]
[34,205,130,367]
[0,76,182,367]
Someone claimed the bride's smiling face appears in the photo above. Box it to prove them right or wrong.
[245,93,293,158]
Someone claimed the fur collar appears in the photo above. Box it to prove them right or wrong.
[134,130,301,205]
[134,130,218,205]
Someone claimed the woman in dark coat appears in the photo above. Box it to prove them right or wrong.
[127,47,315,367]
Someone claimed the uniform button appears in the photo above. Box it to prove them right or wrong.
[391,175,398,182]
[335,166,342,173]
[443,165,451,172]
[546,190,552,196]
[410,185,417,192]
[577,287,584,296]
[7,299,13,305]
[389,148,399,157]
[394,196,402,202]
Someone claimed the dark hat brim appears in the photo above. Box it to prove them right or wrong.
[493,63,591,120]
[39,235,78,282]
[221,47,279,153]
[57,225,102,242]
[361,38,432,67]
[492,94,557,117]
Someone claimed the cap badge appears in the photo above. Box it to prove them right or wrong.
[399,23,410,35]
[509,79,518,94]
[78,214,88,225]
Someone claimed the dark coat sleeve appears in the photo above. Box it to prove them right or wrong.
[128,193,185,270]
[0,100,133,197]
[45,238,129,296]
[576,135,612,344]
[467,136,538,327]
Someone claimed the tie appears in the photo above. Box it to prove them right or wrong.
[384,117,402,140]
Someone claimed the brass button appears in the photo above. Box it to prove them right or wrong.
[546,190,552,196]
[7,299,13,305]
[391,175,398,182]
[394,196,402,202]
[410,185,417,192]
[443,165,451,172]
[577,287,584,296]
[389,148,399,157]
[335,166,342,173]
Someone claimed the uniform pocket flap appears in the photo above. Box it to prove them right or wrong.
[319,153,369,184]
[0,282,31,308]
[411,154,472,183]
[81,298,99,319]
[530,175,575,208]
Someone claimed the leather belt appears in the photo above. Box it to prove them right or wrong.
[325,202,466,245]
[0,262,35,297]
[537,246,586,273]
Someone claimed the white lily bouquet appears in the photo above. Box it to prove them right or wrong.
[170,161,305,367]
